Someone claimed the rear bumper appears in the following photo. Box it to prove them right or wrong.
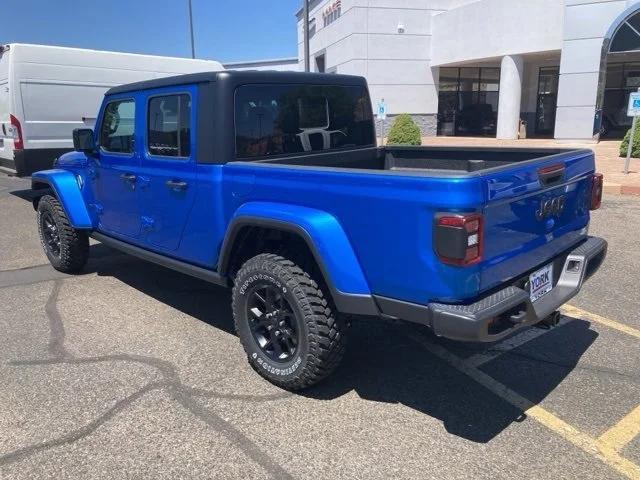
[375,236,607,342]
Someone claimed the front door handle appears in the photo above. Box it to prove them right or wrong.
[165,179,188,191]
[120,173,137,183]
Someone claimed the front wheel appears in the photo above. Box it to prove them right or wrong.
[37,195,89,273]
[232,253,346,390]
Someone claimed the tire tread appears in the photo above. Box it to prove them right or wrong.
[37,195,89,273]
[232,253,346,390]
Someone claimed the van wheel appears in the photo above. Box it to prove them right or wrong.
[232,253,346,391]
[37,195,89,273]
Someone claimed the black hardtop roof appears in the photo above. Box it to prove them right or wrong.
[105,70,368,96]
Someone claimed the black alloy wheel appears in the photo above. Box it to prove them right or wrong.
[40,210,61,258]
[232,253,347,390]
[36,195,89,273]
[246,284,299,362]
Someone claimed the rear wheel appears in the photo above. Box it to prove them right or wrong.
[37,195,89,273]
[232,253,346,390]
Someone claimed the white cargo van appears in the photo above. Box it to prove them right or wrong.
[0,43,224,176]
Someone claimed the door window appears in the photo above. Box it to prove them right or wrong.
[99,99,135,153]
[147,94,191,157]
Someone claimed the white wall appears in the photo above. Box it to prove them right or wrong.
[431,0,564,66]
[297,0,442,116]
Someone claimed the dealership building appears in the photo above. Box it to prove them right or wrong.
[237,0,640,141]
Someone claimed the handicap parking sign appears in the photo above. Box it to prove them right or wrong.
[377,100,387,121]
[628,92,640,116]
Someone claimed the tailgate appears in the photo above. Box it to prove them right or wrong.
[479,149,594,293]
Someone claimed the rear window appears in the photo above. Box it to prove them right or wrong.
[234,84,374,159]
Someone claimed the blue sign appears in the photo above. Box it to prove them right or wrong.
[377,100,387,121]
[628,92,640,116]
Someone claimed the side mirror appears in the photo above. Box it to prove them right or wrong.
[73,128,96,154]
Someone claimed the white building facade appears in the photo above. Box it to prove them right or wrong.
[296,0,640,141]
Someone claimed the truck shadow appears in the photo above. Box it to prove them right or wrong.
[89,244,598,444]
[305,317,597,443]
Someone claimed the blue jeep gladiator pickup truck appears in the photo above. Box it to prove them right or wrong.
[30,71,607,390]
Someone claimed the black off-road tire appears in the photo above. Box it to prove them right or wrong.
[37,195,89,273]
[232,253,346,390]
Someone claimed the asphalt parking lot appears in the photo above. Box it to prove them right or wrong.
[1,172,639,480]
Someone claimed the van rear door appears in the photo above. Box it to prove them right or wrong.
[479,149,595,294]
[0,45,12,165]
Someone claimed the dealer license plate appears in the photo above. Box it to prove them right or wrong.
[529,263,553,302]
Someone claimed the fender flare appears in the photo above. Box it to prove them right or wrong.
[219,202,379,316]
[31,169,93,229]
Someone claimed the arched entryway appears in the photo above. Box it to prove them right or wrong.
[597,4,640,138]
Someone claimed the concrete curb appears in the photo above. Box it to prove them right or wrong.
[621,185,640,196]
[604,183,640,196]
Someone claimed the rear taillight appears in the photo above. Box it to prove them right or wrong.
[434,213,483,266]
[9,114,23,150]
[590,173,603,210]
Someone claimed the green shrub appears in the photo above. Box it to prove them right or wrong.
[620,125,640,157]
[386,114,422,146]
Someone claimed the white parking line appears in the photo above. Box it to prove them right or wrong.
[466,317,572,368]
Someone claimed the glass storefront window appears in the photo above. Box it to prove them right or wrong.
[479,68,500,92]
[439,68,459,91]
[437,67,500,136]
[611,23,640,53]
[603,61,640,136]
[606,63,624,90]
[625,64,640,88]
[535,67,559,135]
[537,67,559,95]
[459,68,480,92]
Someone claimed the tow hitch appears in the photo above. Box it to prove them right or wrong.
[536,310,561,329]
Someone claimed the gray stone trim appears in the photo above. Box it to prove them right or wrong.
[375,114,438,138]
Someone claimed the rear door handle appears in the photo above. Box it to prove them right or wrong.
[120,173,137,183]
[165,179,188,191]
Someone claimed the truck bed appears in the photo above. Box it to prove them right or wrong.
[261,146,579,175]
[231,144,595,304]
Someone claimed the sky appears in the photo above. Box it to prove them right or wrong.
[1,0,300,62]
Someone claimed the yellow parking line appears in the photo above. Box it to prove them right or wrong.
[561,304,640,340]
[600,405,640,453]
[407,332,640,480]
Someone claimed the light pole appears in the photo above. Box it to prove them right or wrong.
[188,0,196,59]
[303,0,310,72]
